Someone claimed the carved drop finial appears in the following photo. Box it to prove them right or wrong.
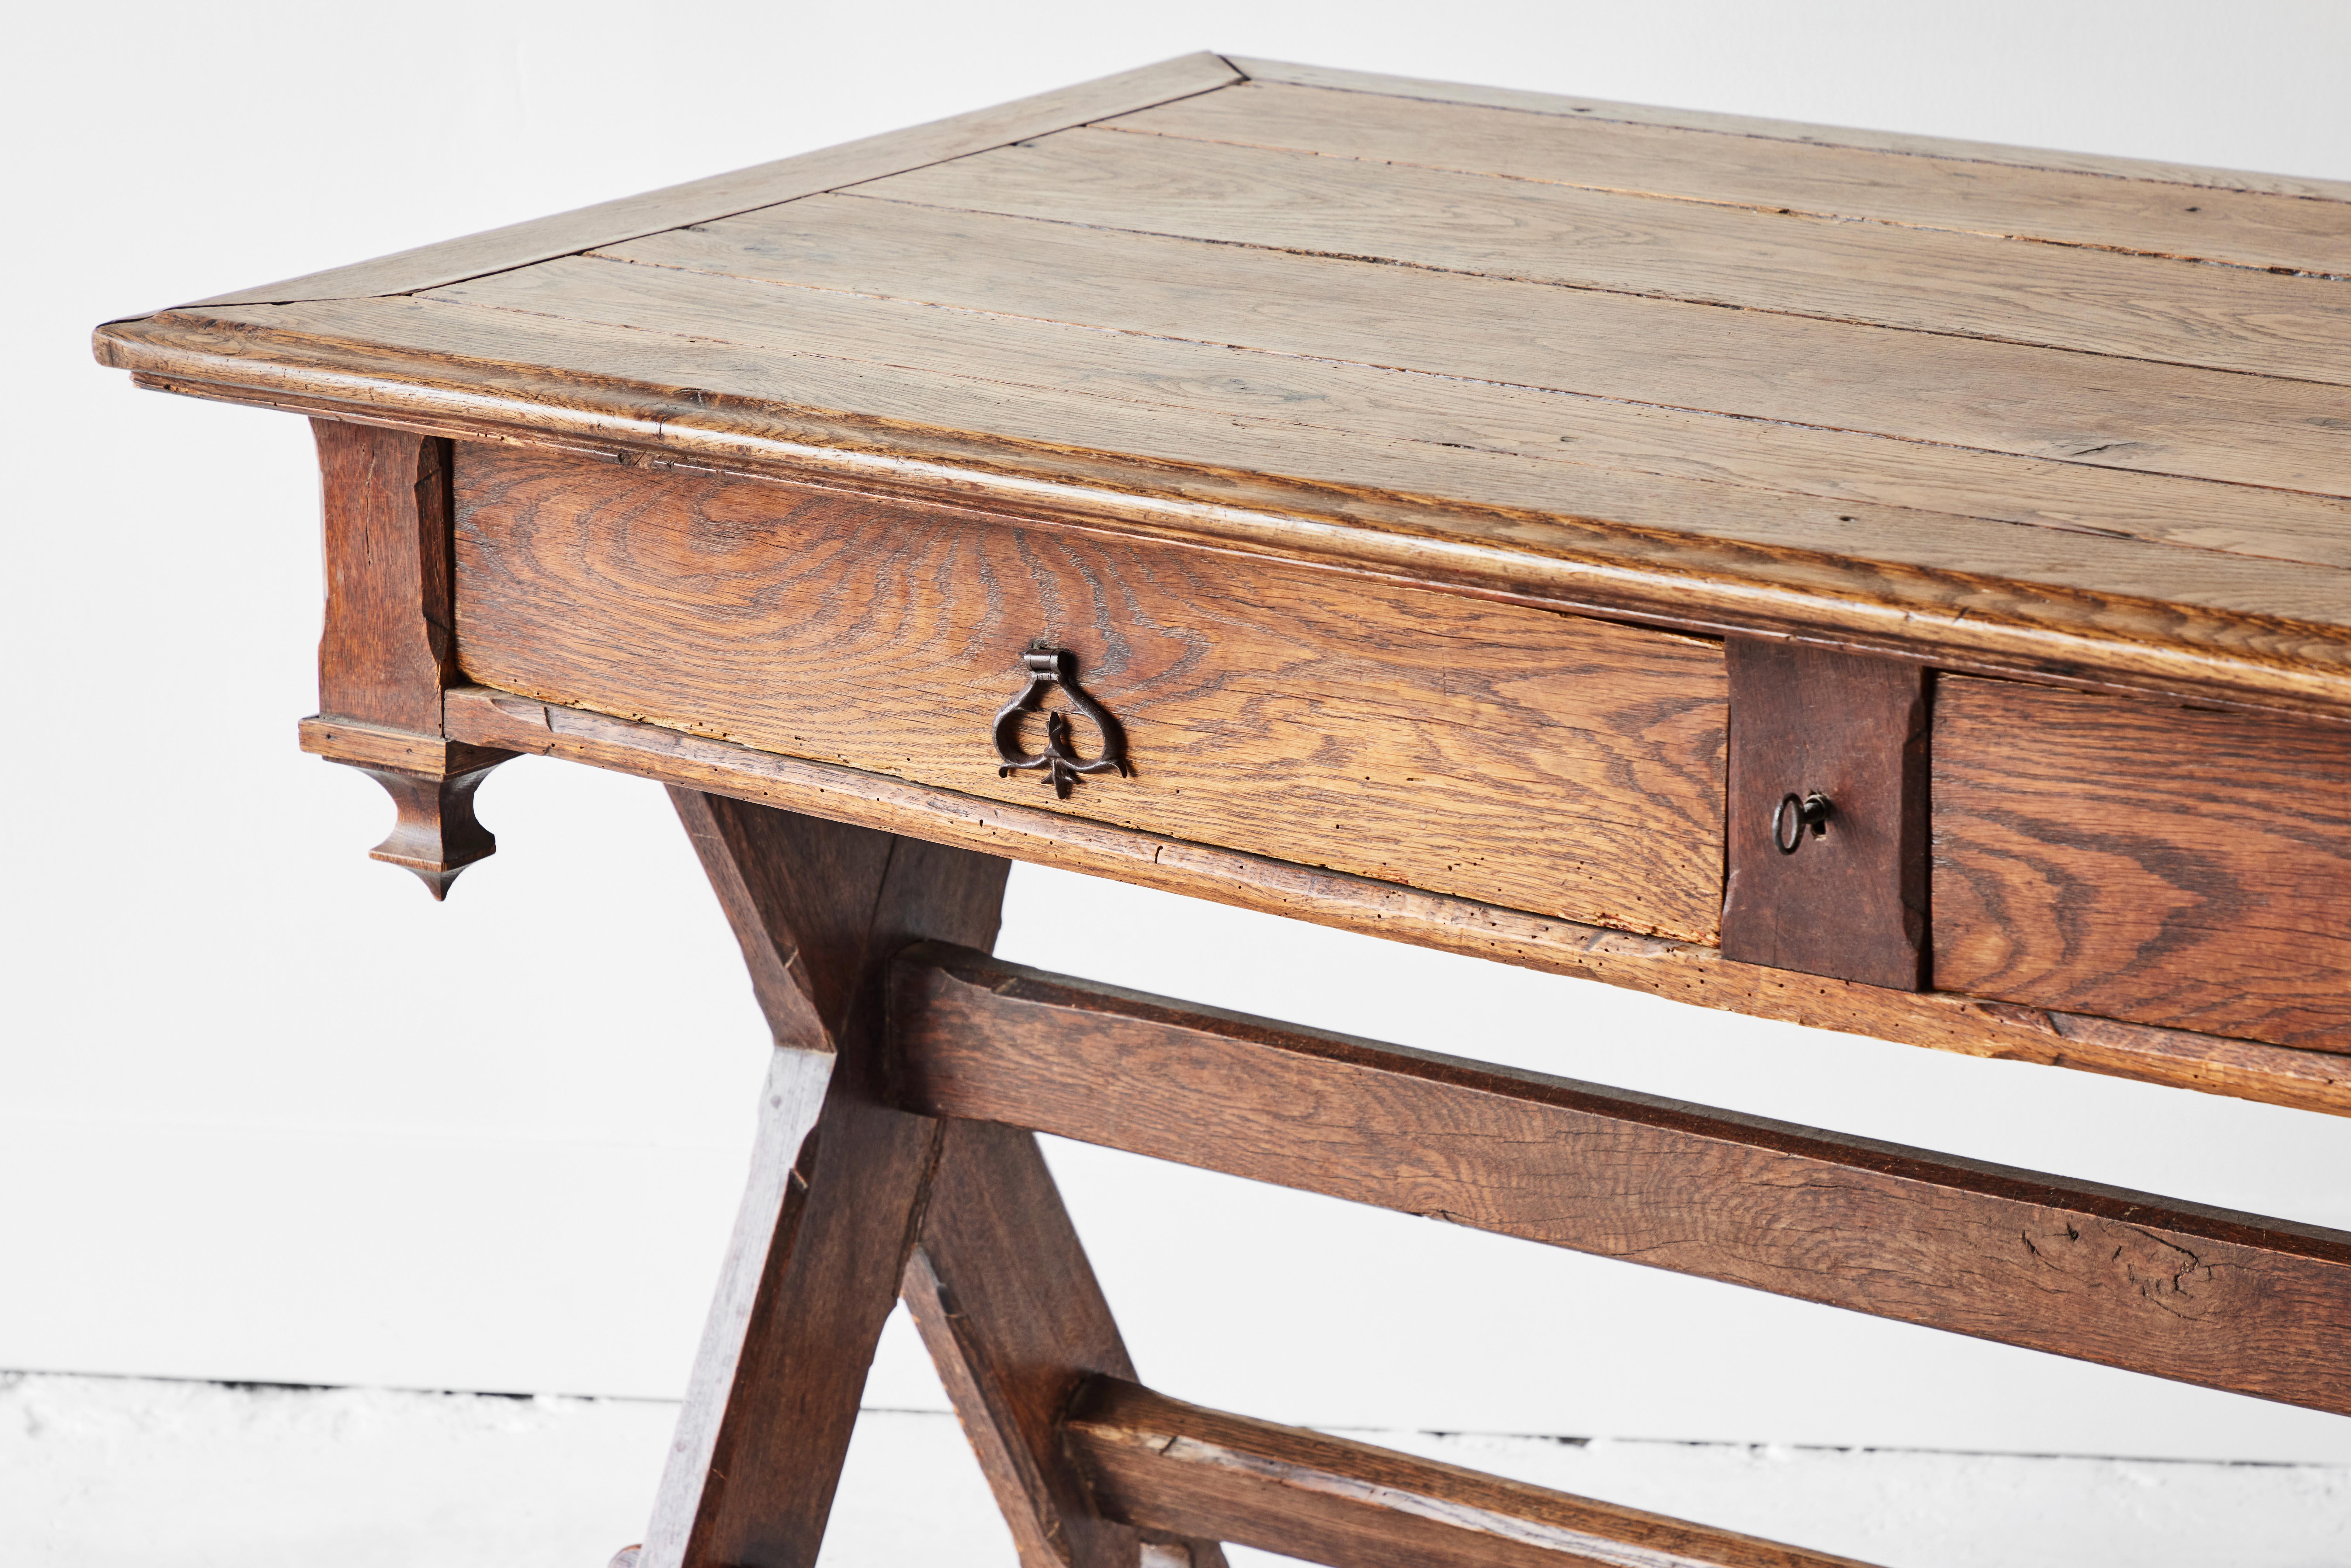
[355,763,504,899]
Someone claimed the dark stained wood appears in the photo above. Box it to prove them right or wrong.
[1066,1379,1879,1568]
[892,943,2351,1414]
[99,310,2351,721]
[1722,642,1929,990]
[1115,80,2351,278]
[451,444,1729,942]
[184,54,1241,307]
[444,685,2351,1119]
[641,792,1008,1568]
[1223,58,2351,203]
[307,419,514,893]
[902,1119,1227,1568]
[314,417,456,734]
[1934,676,2351,1052]
[344,761,500,900]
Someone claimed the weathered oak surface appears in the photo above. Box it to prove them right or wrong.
[1068,1379,1879,1568]
[1111,80,2351,281]
[893,944,2351,1415]
[1934,677,2351,1051]
[452,444,1729,940]
[1224,58,2351,202]
[96,58,2351,718]
[183,54,1240,306]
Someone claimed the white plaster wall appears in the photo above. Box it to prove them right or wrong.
[8,0,2351,1476]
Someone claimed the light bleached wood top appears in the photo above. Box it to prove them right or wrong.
[94,54,2351,715]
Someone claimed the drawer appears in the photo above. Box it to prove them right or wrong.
[452,445,1728,940]
[1934,676,2351,1050]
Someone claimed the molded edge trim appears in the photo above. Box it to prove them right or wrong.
[88,345,2351,725]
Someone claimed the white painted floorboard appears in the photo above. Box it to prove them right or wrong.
[5,1372,2344,1568]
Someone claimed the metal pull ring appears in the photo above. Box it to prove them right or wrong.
[992,642,1131,800]
[1772,790,1834,855]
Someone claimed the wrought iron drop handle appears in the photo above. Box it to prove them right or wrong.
[1773,790,1834,855]
[992,642,1130,800]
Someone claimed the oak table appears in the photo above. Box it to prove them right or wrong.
[94,53,2351,1568]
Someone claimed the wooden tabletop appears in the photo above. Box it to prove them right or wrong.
[95,52,2351,717]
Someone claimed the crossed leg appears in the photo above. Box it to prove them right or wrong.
[629,789,1221,1568]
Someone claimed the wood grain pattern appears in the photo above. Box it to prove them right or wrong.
[451,444,1730,941]
[515,222,2351,570]
[856,134,2351,495]
[96,309,2351,718]
[1067,1379,1879,1568]
[314,418,456,733]
[644,792,1008,1568]
[904,1120,1227,1568]
[893,944,2351,1414]
[1934,677,2351,1051]
[443,686,2351,1119]
[1225,58,2351,204]
[1114,81,2351,279]
[889,122,2351,384]
[1721,643,1929,990]
[182,54,1241,307]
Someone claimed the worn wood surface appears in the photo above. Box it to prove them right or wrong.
[856,125,2351,386]
[97,313,2351,720]
[1722,643,1929,990]
[444,686,2351,1119]
[1116,79,2351,277]
[1066,1379,1879,1568]
[1223,58,2351,203]
[643,793,1007,1568]
[182,54,1240,306]
[851,140,2351,498]
[314,419,456,734]
[903,1120,1227,1568]
[468,227,2351,576]
[452,444,1729,941]
[95,55,2351,719]
[892,945,2351,1414]
[1933,677,2351,1052]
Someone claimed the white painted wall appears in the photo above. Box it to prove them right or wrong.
[9,0,2351,1468]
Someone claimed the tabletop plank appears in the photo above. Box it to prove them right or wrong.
[1118,80,2351,279]
[1033,126,2351,385]
[434,252,2351,581]
[609,197,2351,565]
[178,52,1242,307]
[848,146,2351,498]
[1228,58,2351,204]
[99,299,2351,712]
[149,293,2351,631]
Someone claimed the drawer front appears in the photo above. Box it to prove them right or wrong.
[453,446,1727,940]
[1934,676,2351,1050]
